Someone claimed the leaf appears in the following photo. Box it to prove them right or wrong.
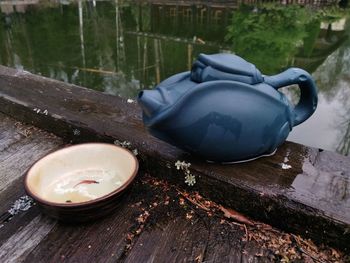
[74,180,99,188]
[219,205,254,226]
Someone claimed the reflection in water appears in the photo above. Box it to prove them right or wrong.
[338,122,350,155]
[293,160,349,204]
[0,1,349,155]
[289,20,350,155]
[78,0,85,69]
[226,5,312,74]
[289,150,350,222]
[252,142,350,223]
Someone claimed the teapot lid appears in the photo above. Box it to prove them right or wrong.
[191,53,263,84]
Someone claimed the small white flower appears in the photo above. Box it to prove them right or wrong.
[127,99,135,104]
[132,149,138,156]
[121,141,131,148]
[114,140,132,148]
[175,160,191,170]
[175,160,196,186]
[175,160,182,170]
[281,163,292,170]
[73,129,80,136]
[185,174,196,186]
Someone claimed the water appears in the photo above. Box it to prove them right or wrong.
[0,0,349,155]
[44,168,122,203]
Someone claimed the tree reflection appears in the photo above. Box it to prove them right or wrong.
[225,4,349,75]
[337,121,350,155]
[336,76,350,156]
[308,19,350,156]
[225,4,318,74]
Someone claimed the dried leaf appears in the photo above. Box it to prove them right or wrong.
[219,205,254,226]
[74,180,99,188]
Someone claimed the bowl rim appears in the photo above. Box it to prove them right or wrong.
[24,142,139,207]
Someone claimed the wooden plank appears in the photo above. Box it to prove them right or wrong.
[0,113,63,246]
[0,126,345,263]
[0,114,22,151]
[0,113,63,194]
[0,66,348,251]
[23,177,345,262]
[0,215,56,263]
[22,202,137,262]
[0,203,41,246]
[20,179,270,262]
[0,135,61,193]
[0,114,345,261]
[124,216,264,263]
[124,216,209,263]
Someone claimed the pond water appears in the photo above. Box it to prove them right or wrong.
[0,0,349,156]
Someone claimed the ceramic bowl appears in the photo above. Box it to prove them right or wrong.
[24,143,138,222]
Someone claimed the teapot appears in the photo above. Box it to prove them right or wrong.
[138,53,318,163]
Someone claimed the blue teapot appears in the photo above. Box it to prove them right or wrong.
[138,53,318,162]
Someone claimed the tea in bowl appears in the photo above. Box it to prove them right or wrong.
[24,143,138,222]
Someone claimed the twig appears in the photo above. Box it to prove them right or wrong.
[243,223,248,241]
[176,189,210,211]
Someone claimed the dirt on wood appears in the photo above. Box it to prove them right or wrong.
[123,174,349,263]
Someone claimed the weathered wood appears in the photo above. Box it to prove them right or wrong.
[0,66,349,251]
[20,177,346,262]
[2,178,268,263]
[0,113,63,210]
[0,117,346,262]
[23,199,138,262]
[0,113,64,247]
[15,178,271,263]
[124,216,209,263]
[0,215,56,263]
[0,113,63,192]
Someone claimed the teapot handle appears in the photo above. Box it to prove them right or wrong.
[264,68,318,126]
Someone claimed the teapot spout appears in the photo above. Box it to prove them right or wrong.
[137,90,164,118]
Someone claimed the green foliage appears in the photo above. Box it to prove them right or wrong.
[318,6,350,23]
[225,4,319,74]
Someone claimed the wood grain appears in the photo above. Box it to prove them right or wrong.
[0,66,349,250]
[0,116,347,262]
[0,215,56,263]
[22,179,272,263]
[0,113,63,193]
[0,113,63,247]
